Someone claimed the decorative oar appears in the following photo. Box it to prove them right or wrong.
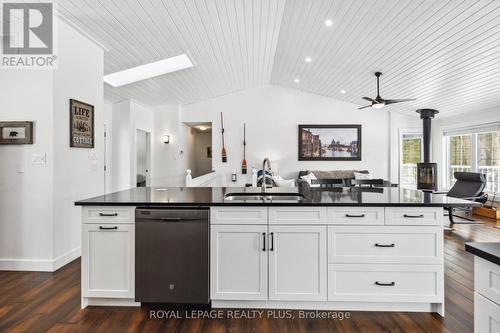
[221,112,227,163]
[241,123,247,174]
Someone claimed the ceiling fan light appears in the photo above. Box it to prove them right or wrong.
[372,103,385,109]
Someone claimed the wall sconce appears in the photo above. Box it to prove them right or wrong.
[163,134,170,144]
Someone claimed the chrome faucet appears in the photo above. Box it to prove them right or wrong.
[262,158,272,193]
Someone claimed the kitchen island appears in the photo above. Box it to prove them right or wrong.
[75,186,480,316]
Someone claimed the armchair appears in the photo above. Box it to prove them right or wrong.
[440,172,488,226]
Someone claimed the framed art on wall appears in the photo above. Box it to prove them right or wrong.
[0,121,34,144]
[70,99,94,148]
[298,124,361,161]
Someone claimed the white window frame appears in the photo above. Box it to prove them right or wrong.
[443,121,500,195]
[398,128,423,188]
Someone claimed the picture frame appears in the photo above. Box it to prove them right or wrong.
[0,121,34,144]
[298,124,361,161]
[70,99,94,148]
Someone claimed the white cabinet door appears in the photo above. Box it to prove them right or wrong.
[211,225,268,300]
[475,292,500,333]
[268,225,327,301]
[82,224,135,298]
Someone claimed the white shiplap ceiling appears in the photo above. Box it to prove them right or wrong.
[58,0,500,116]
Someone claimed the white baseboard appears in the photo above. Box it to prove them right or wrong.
[212,300,444,316]
[0,247,81,272]
[54,247,81,271]
[82,297,140,309]
[0,258,55,272]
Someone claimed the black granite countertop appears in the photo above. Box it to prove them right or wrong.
[75,186,482,207]
[465,242,500,266]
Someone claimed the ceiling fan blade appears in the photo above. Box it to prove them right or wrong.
[362,97,376,102]
[385,98,416,105]
[357,105,372,110]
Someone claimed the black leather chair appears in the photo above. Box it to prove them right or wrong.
[443,172,488,226]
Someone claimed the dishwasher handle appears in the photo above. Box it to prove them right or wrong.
[160,217,182,222]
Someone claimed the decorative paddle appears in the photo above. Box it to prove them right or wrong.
[221,112,227,163]
[241,123,247,174]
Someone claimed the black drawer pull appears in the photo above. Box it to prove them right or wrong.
[345,214,366,218]
[99,213,118,217]
[403,214,424,218]
[99,226,118,230]
[375,281,395,286]
[270,232,274,251]
[262,233,266,251]
[375,243,395,248]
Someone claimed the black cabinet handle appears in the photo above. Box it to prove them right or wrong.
[270,232,274,251]
[99,226,118,230]
[403,214,424,218]
[99,213,118,217]
[262,233,266,251]
[375,243,395,248]
[345,214,365,218]
[375,281,395,286]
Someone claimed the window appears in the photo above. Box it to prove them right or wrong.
[448,134,472,186]
[478,131,500,193]
[399,132,422,188]
[444,124,500,194]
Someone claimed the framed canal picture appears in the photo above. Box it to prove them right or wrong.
[298,124,361,161]
[70,99,94,148]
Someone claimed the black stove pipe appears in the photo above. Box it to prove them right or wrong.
[416,109,439,163]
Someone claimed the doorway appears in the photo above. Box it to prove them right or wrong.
[136,129,151,187]
[184,123,213,178]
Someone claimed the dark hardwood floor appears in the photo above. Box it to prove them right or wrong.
[1,216,499,333]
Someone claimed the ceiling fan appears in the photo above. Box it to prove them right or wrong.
[358,72,415,109]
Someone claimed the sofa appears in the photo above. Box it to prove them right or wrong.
[298,170,370,188]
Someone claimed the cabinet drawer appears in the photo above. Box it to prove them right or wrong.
[82,206,135,224]
[328,226,443,264]
[269,207,327,225]
[385,207,442,226]
[328,264,443,303]
[475,257,500,306]
[328,207,384,225]
[475,292,500,333]
[210,207,267,225]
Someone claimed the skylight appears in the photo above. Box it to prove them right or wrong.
[103,54,193,87]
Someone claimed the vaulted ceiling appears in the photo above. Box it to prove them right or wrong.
[58,0,500,117]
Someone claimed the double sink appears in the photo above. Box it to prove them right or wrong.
[224,192,305,202]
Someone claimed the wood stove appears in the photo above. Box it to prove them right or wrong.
[416,109,439,191]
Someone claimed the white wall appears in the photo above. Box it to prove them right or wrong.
[177,85,405,182]
[103,102,113,193]
[110,100,154,191]
[53,19,105,266]
[432,107,500,189]
[0,71,55,269]
[151,103,191,186]
[0,19,104,271]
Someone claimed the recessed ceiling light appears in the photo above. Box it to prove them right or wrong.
[340,90,346,94]
[103,54,193,87]
[294,78,300,83]
[324,19,333,27]
[305,57,312,63]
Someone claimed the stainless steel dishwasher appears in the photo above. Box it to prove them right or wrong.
[135,208,209,304]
